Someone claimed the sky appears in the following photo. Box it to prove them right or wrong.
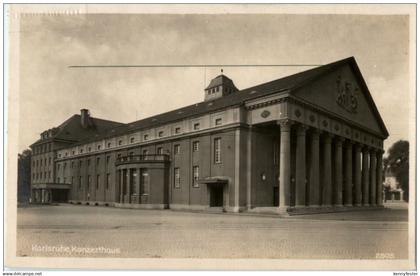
[16,12,410,154]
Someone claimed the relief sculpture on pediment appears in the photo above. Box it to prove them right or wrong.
[336,75,359,114]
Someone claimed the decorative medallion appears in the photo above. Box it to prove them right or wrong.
[294,109,301,118]
[261,110,271,118]
[336,76,359,114]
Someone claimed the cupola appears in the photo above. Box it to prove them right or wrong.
[204,72,238,101]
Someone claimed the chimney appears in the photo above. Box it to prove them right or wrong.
[80,109,90,128]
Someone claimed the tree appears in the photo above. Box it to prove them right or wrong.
[383,140,409,201]
[18,149,32,204]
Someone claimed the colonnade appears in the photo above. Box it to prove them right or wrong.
[278,120,384,209]
[117,168,140,204]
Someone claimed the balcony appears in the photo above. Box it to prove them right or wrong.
[115,154,170,166]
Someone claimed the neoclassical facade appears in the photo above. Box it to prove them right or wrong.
[30,57,388,214]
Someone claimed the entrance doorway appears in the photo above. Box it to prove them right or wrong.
[210,185,224,207]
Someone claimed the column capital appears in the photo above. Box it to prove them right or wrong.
[296,124,308,135]
[322,132,334,143]
[310,128,321,137]
[344,139,354,148]
[334,136,345,144]
[370,148,378,154]
[353,142,363,150]
[362,145,371,154]
[277,119,294,130]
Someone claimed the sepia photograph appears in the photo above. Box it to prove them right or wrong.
[4,3,416,273]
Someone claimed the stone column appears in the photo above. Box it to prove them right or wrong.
[322,133,333,206]
[246,126,253,209]
[278,120,292,211]
[334,137,344,206]
[295,124,307,207]
[119,170,124,203]
[362,147,370,206]
[309,129,320,207]
[376,150,384,206]
[354,143,362,206]
[126,169,131,204]
[136,168,141,204]
[370,150,377,206]
[344,141,353,206]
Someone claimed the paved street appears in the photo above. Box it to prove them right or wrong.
[16,204,408,259]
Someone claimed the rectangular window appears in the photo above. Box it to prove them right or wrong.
[87,159,91,166]
[49,157,51,165]
[193,166,199,188]
[71,176,74,185]
[140,169,149,195]
[143,134,149,141]
[106,173,110,190]
[63,177,66,184]
[106,155,111,164]
[130,137,135,143]
[96,157,100,166]
[193,141,199,152]
[175,127,181,134]
[71,161,74,168]
[174,168,180,188]
[193,123,200,130]
[157,147,163,155]
[214,138,221,163]
[215,118,222,126]
[174,144,180,155]
[79,160,83,167]
[57,164,60,171]
[158,131,164,137]
[57,177,60,183]
[96,174,100,190]
[48,171,51,179]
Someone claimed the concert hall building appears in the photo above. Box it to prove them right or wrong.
[29,57,389,214]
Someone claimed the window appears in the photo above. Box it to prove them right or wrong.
[193,141,199,152]
[193,166,199,188]
[142,149,148,155]
[63,177,66,184]
[65,152,68,157]
[48,171,51,179]
[96,175,100,190]
[57,164,60,171]
[72,150,75,155]
[96,157,100,166]
[44,172,47,179]
[97,145,101,150]
[216,86,219,92]
[130,137,135,143]
[214,138,221,163]
[157,147,163,155]
[140,169,149,195]
[118,140,122,146]
[215,118,222,126]
[57,177,61,183]
[106,156,110,165]
[40,159,43,166]
[174,144,180,155]
[63,163,67,171]
[88,147,91,152]
[143,134,149,141]
[71,161,74,168]
[49,157,51,165]
[79,176,82,189]
[71,177,74,185]
[106,173,110,190]
[87,159,91,166]
[107,142,111,148]
[193,123,200,130]
[175,127,181,134]
[158,131,164,137]
[80,148,83,153]
[129,151,134,156]
[174,168,180,188]
[79,160,83,167]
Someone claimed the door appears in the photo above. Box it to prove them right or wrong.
[210,185,224,207]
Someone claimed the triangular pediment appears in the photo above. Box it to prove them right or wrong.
[292,59,388,138]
